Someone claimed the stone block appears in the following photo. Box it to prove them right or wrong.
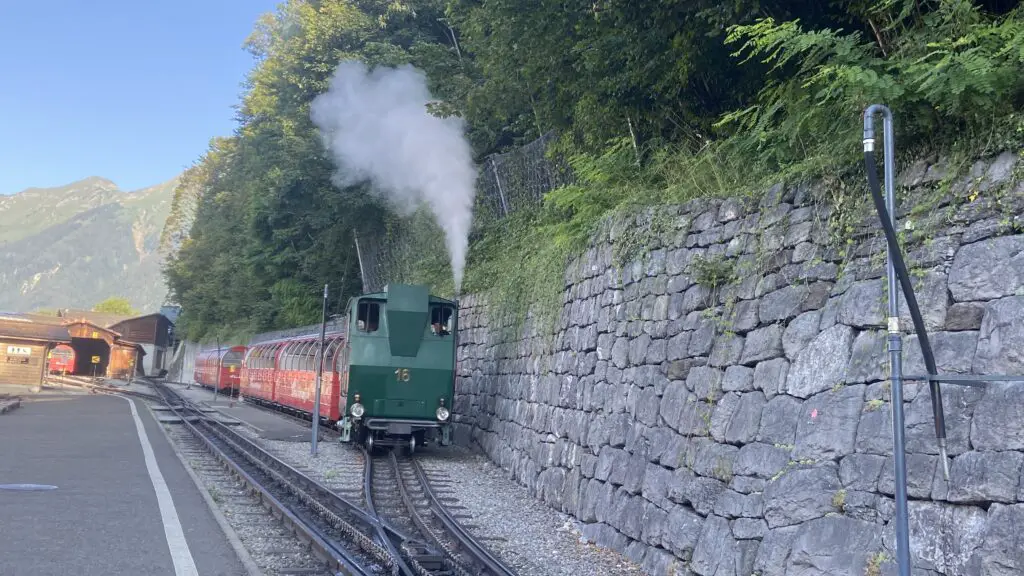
[725,392,766,445]
[690,515,738,575]
[981,504,1024,575]
[845,330,887,384]
[975,296,1024,377]
[878,452,938,499]
[763,464,842,528]
[732,517,768,540]
[668,469,727,516]
[734,442,791,479]
[759,285,811,323]
[661,503,704,558]
[905,501,987,574]
[785,324,854,398]
[945,302,986,331]
[752,357,789,399]
[782,311,821,360]
[739,323,784,365]
[945,450,1023,504]
[786,516,886,575]
[840,453,886,491]
[756,394,803,446]
[836,279,885,328]
[722,365,755,393]
[971,382,1024,451]
[792,384,865,461]
[949,235,1024,302]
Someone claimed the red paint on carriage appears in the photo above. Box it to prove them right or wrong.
[240,334,347,422]
[193,345,247,392]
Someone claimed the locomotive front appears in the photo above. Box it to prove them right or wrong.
[337,283,457,452]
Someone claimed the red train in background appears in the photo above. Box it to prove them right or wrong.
[48,344,76,374]
[194,345,247,394]
[240,333,347,423]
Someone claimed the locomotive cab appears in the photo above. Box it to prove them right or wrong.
[337,283,457,452]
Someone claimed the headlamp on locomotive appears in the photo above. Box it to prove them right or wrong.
[337,283,457,452]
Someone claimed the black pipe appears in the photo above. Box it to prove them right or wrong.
[862,125,948,474]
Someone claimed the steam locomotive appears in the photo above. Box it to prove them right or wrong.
[239,283,457,451]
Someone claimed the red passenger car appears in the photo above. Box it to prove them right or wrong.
[240,334,347,424]
[48,344,76,375]
[240,342,282,402]
[193,345,247,393]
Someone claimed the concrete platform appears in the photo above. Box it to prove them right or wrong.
[170,383,317,443]
[0,389,251,576]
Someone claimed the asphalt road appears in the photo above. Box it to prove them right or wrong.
[0,389,248,576]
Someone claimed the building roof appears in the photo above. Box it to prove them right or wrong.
[0,309,175,350]
[0,318,72,343]
[108,312,175,329]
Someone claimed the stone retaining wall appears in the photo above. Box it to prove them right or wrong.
[452,150,1024,575]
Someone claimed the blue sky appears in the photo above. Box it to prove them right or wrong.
[0,0,281,194]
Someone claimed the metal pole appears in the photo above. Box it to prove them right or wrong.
[353,232,369,294]
[311,284,328,456]
[214,338,220,403]
[865,105,911,576]
[490,157,510,216]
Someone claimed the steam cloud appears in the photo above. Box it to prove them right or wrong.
[310,60,477,293]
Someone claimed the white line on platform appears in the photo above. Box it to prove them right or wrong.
[119,395,199,576]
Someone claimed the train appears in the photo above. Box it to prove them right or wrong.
[47,344,76,374]
[236,283,458,452]
[193,345,246,393]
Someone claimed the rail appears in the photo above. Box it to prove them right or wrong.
[364,448,519,576]
[150,382,398,576]
[409,455,516,576]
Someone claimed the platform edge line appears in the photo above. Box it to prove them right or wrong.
[118,395,200,576]
[144,400,267,576]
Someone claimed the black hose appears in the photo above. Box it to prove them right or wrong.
[863,151,947,447]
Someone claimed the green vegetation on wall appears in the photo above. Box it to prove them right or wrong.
[164,0,1024,341]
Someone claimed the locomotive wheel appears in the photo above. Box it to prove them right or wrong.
[364,432,374,452]
[406,435,417,456]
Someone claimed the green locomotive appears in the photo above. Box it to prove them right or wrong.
[337,283,458,452]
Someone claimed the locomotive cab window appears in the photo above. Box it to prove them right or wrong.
[357,300,381,332]
[430,305,454,336]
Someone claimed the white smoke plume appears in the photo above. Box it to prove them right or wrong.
[310,60,477,293]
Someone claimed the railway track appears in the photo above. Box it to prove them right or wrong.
[237,392,518,575]
[43,374,164,403]
[365,450,519,576]
[149,382,412,576]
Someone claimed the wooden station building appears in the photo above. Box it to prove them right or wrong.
[0,309,175,388]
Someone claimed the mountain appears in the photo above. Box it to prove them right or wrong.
[0,176,179,314]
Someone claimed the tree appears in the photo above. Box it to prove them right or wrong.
[93,297,138,316]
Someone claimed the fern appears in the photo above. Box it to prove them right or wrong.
[717,0,1024,180]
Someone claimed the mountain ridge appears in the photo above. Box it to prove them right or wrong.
[0,175,181,314]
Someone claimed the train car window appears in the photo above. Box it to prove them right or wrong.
[325,338,343,370]
[357,300,381,332]
[300,341,315,371]
[430,305,454,337]
[280,343,294,371]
